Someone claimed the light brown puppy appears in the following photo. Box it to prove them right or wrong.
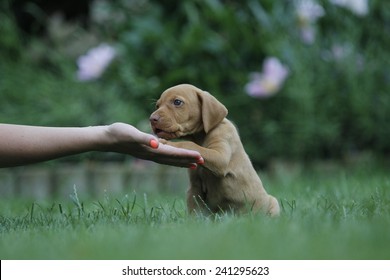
[150,84,280,216]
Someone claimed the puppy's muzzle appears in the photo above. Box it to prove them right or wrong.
[149,112,178,140]
[149,113,161,134]
[149,113,160,124]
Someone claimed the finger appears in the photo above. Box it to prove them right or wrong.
[189,163,197,169]
[151,145,202,167]
[149,139,159,149]
[135,131,159,149]
[197,157,204,164]
[153,159,196,169]
[159,144,201,159]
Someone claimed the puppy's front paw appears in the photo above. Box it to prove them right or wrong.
[158,138,168,145]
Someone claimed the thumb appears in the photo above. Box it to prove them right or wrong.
[137,132,159,149]
[149,138,159,149]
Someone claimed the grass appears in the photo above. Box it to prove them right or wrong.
[1,160,390,260]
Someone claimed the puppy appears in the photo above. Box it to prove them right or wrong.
[150,84,280,216]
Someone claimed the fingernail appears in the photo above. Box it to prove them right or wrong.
[197,157,204,164]
[149,139,159,149]
[189,164,197,170]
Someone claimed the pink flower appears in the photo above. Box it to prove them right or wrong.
[77,43,116,81]
[245,57,289,98]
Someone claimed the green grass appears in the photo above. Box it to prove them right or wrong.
[1,161,390,260]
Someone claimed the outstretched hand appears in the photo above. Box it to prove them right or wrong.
[0,122,203,168]
[103,123,204,168]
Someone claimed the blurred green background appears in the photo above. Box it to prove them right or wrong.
[1,0,389,166]
[1,0,390,261]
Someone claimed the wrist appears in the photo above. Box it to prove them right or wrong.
[87,125,112,151]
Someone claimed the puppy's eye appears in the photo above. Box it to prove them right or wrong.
[173,99,184,107]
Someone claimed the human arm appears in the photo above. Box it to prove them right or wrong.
[0,122,203,168]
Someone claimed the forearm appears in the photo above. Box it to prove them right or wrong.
[0,124,106,167]
[0,123,203,169]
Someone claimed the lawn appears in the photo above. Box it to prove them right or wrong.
[1,160,389,260]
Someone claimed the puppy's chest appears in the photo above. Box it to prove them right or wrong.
[192,166,220,180]
[189,166,231,192]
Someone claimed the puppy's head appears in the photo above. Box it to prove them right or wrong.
[150,84,228,140]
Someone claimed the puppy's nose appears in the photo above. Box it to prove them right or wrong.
[149,114,160,123]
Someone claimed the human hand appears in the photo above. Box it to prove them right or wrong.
[102,123,203,168]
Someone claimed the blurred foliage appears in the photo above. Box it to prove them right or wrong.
[1,0,389,165]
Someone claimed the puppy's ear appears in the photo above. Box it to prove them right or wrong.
[196,89,228,133]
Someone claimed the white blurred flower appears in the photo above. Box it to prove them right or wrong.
[245,57,289,98]
[322,43,365,71]
[296,0,325,24]
[77,43,116,81]
[330,0,369,16]
[300,25,317,45]
[331,44,353,60]
[295,0,325,44]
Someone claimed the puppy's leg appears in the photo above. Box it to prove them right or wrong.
[186,187,207,214]
[250,194,280,217]
[164,140,231,176]
[186,171,209,215]
[266,196,280,217]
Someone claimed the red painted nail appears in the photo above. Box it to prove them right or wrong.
[150,139,159,149]
[189,164,197,170]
